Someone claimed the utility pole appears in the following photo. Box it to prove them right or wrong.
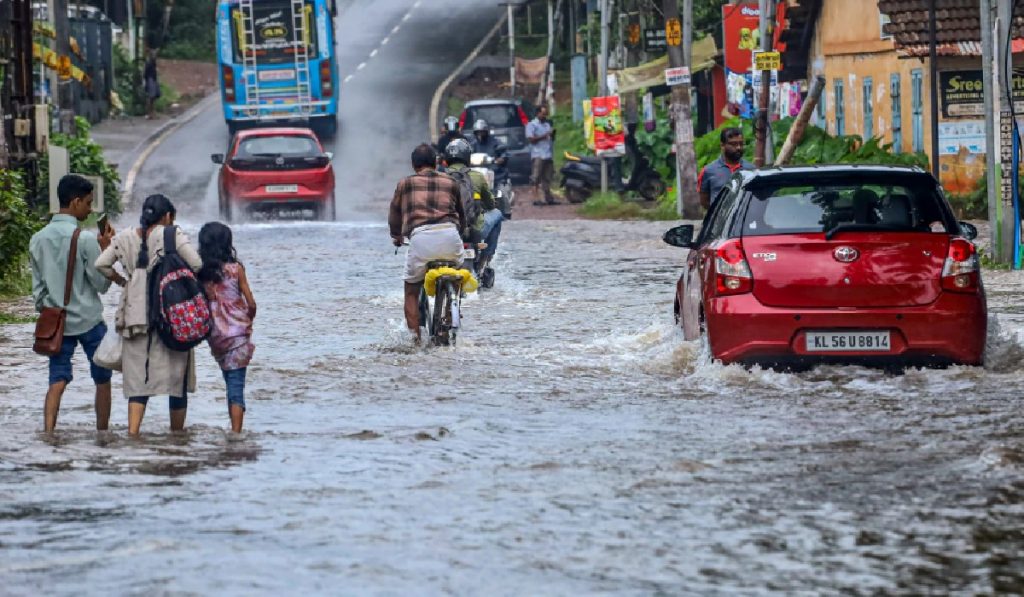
[624,0,641,126]
[754,0,776,166]
[998,0,1014,262]
[598,0,611,193]
[508,3,516,97]
[981,0,999,259]
[664,0,700,218]
[928,0,940,179]
[52,0,74,132]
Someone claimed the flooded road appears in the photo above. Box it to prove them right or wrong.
[4,0,1024,592]
[4,217,1024,593]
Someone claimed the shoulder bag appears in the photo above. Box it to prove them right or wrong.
[33,228,81,356]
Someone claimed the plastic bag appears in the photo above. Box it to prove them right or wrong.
[93,326,122,372]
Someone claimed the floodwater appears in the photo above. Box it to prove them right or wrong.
[3,217,1024,593]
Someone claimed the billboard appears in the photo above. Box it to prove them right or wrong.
[722,2,787,74]
[592,95,625,155]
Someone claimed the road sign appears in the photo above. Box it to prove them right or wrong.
[753,51,781,71]
[666,18,682,47]
[665,67,690,87]
[627,23,641,48]
[643,28,666,53]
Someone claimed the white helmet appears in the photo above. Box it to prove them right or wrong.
[473,119,489,133]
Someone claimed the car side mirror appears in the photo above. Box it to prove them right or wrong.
[663,224,696,248]
[959,221,978,240]
[211,153,224,164]
[324,152,333,160]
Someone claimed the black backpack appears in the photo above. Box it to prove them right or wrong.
[147,226,211,352]
[448,168,482,231]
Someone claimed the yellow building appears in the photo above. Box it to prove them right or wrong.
[783,0,1018,194]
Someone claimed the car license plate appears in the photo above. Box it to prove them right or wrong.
[266,184,298,193]
[463,248,476,259]
[258,69,294,82]
[806,331,891,352]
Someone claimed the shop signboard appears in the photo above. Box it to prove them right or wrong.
[940,70,1024,116]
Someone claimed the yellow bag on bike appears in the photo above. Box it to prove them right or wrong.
[424,267,478,296]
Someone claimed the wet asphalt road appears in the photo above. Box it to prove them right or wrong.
[3,1,1024,594]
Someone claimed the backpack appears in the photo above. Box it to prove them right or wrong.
[147,226,211,352]
[448,168,482,230]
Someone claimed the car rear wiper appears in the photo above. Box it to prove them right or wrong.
[824,223,904,240]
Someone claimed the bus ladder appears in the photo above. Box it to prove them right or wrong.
[238,0,261,110]
[289,0,312,114]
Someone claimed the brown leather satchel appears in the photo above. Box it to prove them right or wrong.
[33,228,81,356]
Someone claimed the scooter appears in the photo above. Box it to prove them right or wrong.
[559,150,666,204]
[467,152,506,289]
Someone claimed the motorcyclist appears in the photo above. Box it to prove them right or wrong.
[444,138,500,284]
[435,116,466,157]
[470,119,509,185]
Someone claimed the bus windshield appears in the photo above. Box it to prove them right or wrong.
[231,0,318,64]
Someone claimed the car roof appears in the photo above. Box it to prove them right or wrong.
[739,164,932,185]
[235,127,318,139]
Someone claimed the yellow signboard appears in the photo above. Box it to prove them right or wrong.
[666,18,682,47]
[754,51,781,71]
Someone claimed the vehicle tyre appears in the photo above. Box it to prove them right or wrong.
[566,187,590,204]
[418,287,431,338]
[313,116,338,140]
[638,175,667,202]
[317,198,336,221]
[432,281,451,346]
[220,195,234,222]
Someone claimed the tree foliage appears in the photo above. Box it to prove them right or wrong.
[37,117,122,215]
[0,170,43,291]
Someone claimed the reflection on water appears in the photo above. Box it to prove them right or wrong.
[2,219,1024,593]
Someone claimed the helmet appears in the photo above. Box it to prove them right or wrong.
[444,116,459,132]
[473,119,489,133]
[445,138,473,164]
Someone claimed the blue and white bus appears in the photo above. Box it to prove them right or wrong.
[216,0,339,137]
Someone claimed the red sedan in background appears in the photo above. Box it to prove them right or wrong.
[663,165,987,369]
[212,127,336,221]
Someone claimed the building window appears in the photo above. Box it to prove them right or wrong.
[834,79,845,136]
[863,77,874,140]
[880,13,892,40]
[911,69,924,153]
[891,74,902,153]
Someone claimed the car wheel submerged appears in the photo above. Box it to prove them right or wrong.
[220,195,234,222]
[317,199,336,221]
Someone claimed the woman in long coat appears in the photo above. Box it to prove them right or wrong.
[96,194,201,435]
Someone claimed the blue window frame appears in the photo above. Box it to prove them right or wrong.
[911,69,924,153]
[834,79,845,136]
[890,74,902,153]
[863,77,874,139]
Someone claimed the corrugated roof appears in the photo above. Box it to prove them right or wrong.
[878,0,1024,56]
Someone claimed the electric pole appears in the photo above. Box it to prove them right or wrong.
[754,0,776,166]
[599,0,611,193]
[664,0,700,218]
[52,0,74,132]
[981,0,999,260]
[998,0,1014,262]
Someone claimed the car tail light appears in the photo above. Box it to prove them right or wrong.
[222,65,235,103]
[517,106,529,126]
[941,237,980,293]
[458,110,467,130]
[714,239,753,296]
[320,61,332,97]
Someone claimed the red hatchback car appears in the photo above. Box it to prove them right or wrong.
[211,127,336,221]
[664,165,987,368]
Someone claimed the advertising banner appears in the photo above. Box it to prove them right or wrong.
[940,70,1024,117]
[592,95,625,155]
[722,1,787,74]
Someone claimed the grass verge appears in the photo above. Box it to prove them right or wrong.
[578,192,678,221]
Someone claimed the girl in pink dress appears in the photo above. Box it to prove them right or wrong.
[198,222,256,432]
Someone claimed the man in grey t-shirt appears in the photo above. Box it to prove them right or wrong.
[526,105,559,205]
[698,127,755,209]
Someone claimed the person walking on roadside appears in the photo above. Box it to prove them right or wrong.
[95,194,202,436]
[698,127,755,210]
[143,49,160,119]
[527,105,559,206]
[389,144,467,344]
[30,175,115,433]
[198,222,256,433]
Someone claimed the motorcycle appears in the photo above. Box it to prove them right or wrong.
[559,150,666,204]
[466,152,508,289]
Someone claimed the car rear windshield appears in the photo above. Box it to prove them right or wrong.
[466,105,523,129]
[236,135,320,158]
[742,176,956,236]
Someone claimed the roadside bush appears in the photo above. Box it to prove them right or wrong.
[37,116,122,215]
[0,170,43,295]
[113,43,143,116]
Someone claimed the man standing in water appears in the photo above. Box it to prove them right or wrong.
[698,127,755,209]
[389,144,467,343]
[29,174,115,432]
